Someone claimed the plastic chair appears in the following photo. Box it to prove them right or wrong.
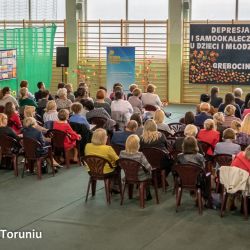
[0,135,20,176]
[168,123,185,134]
[49,129,79,168]
[117,158,159,208]
[144,105,157,112]
[83,155,121,204]
[158,129,172,138]
[141,147,170,192]
[172,163,210,214]
[22,137,54,180]
[111,144,125,156]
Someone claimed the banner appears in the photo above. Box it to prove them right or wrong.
[189,24,250,85]
[106,46,135,93]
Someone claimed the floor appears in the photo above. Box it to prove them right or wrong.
[0,105,249,250]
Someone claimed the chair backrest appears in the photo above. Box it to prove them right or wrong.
[23,136,42,159]
[0,135,18,155]
[198,140,214,156]
[89,117,107,129]
[141,147,170,170]
[83,155,113,178]
[49,129,67,149]
[158,129,172,138]
[168,123,185,133]
[111,111,127,130]
[166,137,177,155]
[213,154,232,167]
[111,144,125,156]
[174,130,185,137]
[117,158,142,182]
[144,105,157,111]
[173,163,205,189]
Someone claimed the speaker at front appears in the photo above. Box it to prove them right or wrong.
[56,47,69,67]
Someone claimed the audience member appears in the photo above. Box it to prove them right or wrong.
[222,104,241,127]
[65,83,75,103]
[194,102,212,127]
[235,113,250,146]
[214,128,241,155]
[210,86,223,108]
[241,93,250,114]
[130,113,144,136]
[19,80,35,100]
[99,86,111,104]
[69,103,90,129]
[43,100,58,123]
[111,120,138,146]
[35,82,53,102]
[154,109,174,135]
[94,89,111,115]
[233,87,244,109]
[128,88,143,113]
[0,87,19,108]
[213,112,226,138]
[242,100,250,118]
[127,84,138,99]
[218,93,241,119]
[19,87,38,108]
[196,93,215,115]
[141,84,162,108]
[55,88,72,110]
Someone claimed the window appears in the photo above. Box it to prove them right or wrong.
[238,0,250,20]
[87,0,125,20]
[128,0,168,20]
[192,0,236,20]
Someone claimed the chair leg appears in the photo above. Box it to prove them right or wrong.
[220,189,228,218]
[85,178,91,202]
[197,188,203,215]
[120,183,127,205]
[161,170,166,192]
[13,155,18,177]
[139,183,145,208]
[65,150,70,169]
[104,179,111,205]
[176,187,182,212]
[152,176,159,204]
[37,159,42,180]
[22,158,26,178]
[49,150,55,176]
[243,195,248,220]
[91,180,97,196]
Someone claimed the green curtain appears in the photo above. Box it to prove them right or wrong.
[0,24,57,93]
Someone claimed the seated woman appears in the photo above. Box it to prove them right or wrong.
[0,86,19,108]
[177,136,205,168]
[235,113,250,146]
[19,87,38,109]
[214,128,241,156]
[213,112,226,139]
[130,113,144,137]
[111,91,133,128]
[154,109,174,136]
[109,83,126,101]
[53,109,81,162]
[218,93,241,119]
[231,145,250,174]
[197,119,220,156]
[69,102,90,129]
[94,89,111,115]
[85,128,119,174]
[4,102,22,135]
[222,104,241,128]
[82,100,116,130]
[119,134,152,200]
[55,88,72,110]
[75,86,93,103]
[141,84,162,109]
[182,111,195,125]
[24,106,47,133]
[65,83,75,103]
[43,100,58,123]
[127,84,138,99]
[140,119,172,175]
[194,102,212,127]
[0,113,21,142]
[128,88,143,113]
[22,117,61,170]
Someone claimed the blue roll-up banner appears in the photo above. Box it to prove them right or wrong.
[106,46,135,93]
[190,24,250,85]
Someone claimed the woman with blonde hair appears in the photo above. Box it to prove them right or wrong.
[231,120,241,133]
[223,104,241,127]
[55,88,72,110]
[43,100,58,123]
[85,128,119,174]
[235,113,250,146]
[213,112,226,139]
[119,134,152,199]
[19,87,37,108]
[154,109,174,135]
[24,105,47,133]
[197,119,220,156]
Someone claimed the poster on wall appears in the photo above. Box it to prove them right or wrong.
[106,46,135,93]
[0,48,17,81]
[189,24,250,85]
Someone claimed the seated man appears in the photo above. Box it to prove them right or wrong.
[111,120,138,146]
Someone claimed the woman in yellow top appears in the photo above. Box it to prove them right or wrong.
[85,128,119,174]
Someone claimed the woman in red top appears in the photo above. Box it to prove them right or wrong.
[231,145,250,175]
[197,119,220,156]
[4,102,22,134]
[53,109,81,162]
